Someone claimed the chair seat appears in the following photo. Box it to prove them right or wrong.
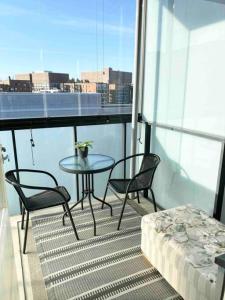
[109,179,147,194]
[26,186,70,211]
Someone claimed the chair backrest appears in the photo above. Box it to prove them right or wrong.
[5,170,28,209]
[137,153,160,189]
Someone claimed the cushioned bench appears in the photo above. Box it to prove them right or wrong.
[141,205,225,300]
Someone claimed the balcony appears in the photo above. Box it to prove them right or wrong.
[1,98,225,300]
[1,0,225,300]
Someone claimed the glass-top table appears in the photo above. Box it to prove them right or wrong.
[59,154,115,174]
[59,154,115,237]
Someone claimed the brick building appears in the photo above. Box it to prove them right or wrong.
[80,67,133,104]
[108,84,133,104]
[16,71,69,91]
[62,82,108,102]
[79,82,108,103]
[0,77,32,92]
[61,82,81,93]
[81,67,132,85]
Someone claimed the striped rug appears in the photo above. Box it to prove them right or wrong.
[31,199,182,300]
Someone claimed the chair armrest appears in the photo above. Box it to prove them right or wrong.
[10,181,67,202]
[108,153,145,181]
[10,169,58,186]
[113,153,145,168]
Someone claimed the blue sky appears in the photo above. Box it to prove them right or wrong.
[0,0,136,80]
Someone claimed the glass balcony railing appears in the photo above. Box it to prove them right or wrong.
[0,92,132,120]
[151,126,222,216]
[1,122,131,215]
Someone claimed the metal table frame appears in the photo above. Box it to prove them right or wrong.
[59,155,114,237]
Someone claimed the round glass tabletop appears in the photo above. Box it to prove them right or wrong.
[59,154,115,174]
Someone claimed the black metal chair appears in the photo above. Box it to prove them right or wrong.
[102,153,160,230]
[5,169,79,254]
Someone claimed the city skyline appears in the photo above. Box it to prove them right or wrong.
[1,66,132,82]
[0,67,133,104]
[0,0,136,80]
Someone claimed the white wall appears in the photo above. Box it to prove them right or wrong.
[0,209,18,300]
[0,146,18,299]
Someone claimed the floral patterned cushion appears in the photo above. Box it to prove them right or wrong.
[141,205,225,300]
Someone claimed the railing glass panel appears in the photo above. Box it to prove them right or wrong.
[1,123,130,215]
[151,127,221,215]
[0,93,132,120]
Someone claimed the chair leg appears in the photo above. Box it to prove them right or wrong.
[21,207,25,230]
[62,204,66,213]
[137,191,140,203]
[117,193,128,231]
[150,188,157,212]
[23,211,29,254]
[101,182,109,209]
[62,204,67,226]
[64,202,79,240]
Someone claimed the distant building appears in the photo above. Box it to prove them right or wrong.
[61,82,81,93]
[0,77,32,92]
[80,67,133,104]
[16,71,69,91]
[109,84,133,104]
[81,67,132,85]
[15,73,32,81]
[79,82,107,93]
[3,69,133,104]
[62,82,108,102]
[79,82,108,103]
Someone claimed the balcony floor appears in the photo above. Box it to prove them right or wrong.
[10,195,156,300]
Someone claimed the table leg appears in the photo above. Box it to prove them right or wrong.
[87,174,96,236]
[62,173,113,236]
[81,175,84,210]
[62,174,87,226]
[91,174,113,216]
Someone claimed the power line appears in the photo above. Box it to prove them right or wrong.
[96,0,99,82]
[102,0,105,73]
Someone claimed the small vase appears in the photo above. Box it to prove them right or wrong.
[79,147,88,159]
